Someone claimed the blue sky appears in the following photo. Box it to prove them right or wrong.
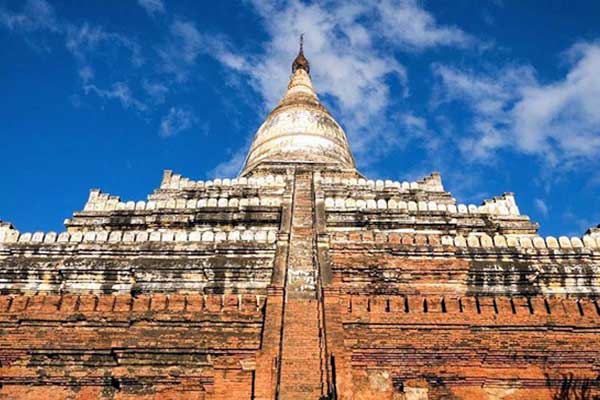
[1,0,599,236]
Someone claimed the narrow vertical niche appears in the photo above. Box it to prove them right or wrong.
[458,298,463,313]
[5,296,13,312]
[250,370,256,400]
[510,297,516,314]
[577,299,584,316]
[492,298,498,314]
[330,355,338,396]
[423,298,428,313]
[348,297,353,313]
[404,296,410,313]
[441,297,447,313]
[385,298,391,313]
[366,298,371,312]
[593,299,600,316]
[526,297,534,315]
[475,297,481,314]
[544,298,551,315]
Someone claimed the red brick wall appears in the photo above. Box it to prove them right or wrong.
[322,293,600,399]
[0,293,264,399]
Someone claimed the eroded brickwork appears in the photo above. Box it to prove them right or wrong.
[320,172,600,399]
[1,47,599,399]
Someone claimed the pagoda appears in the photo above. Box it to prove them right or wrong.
[1,41,599,400]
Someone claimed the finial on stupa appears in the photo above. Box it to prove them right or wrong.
[292,34,310,74]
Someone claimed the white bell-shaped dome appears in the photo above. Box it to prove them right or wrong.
[240,46,356,176]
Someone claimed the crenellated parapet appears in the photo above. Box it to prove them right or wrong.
[0,228,278,247]
[327,230,600,297]
[587,224,600,237]
[328,230,600,251]
[324,193,520,216]
[0,170,290,296]
[82,173,286,213]
[0,222,279,295]
[0,293,266,315]
[339,294,600,322]
[66,171,288,232]
[159,170,286,190]
[0,221,18,244]
[319,172,445,193]
[318,172,538,237]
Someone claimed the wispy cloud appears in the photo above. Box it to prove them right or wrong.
[561,210,600,237]
[0,1,145,104]
[65,22,143,67]
[0,0,58,33]
[159,107,197,137]
[78,65,94,84]
[137,0,165,16]
[142,80,169,104]
[374,0,475,50]
[209,147,248,178]
[197,0,475,166]
[158,19,243,81]
[433,41,600,167]
[1,1,142,65]
[534,198,549,217]
[158,20,203,80]
[0,0,478,150]
[432,63,535,160]
[84,82,147,112]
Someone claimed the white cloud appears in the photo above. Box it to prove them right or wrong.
[513,43,600,161]
[0,0,58,33]
[161,0,474,166]
[158,20,203,80]
[534,198,549,217]
[0,1,142,66]
[142,80,169,103]
[209,147,248,178]
[78,65,94,83]
[561,210,600,237]
[159,107,197,137]
[218,1,400,161]
[158,19,244,81]
[137,0,165,16]
[1,0,479,153]
[433,42,600,166]
[374,0,474,50]
[0,0,147,113]
[432,63,535,160]
[243,0,407,115]
[397,112,445,152]
[84,82,147,112]
[65,22,143,67]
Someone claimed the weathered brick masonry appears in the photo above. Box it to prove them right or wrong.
[1,44,599,399]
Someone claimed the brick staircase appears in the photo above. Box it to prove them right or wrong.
[279,299,323,399]
[277,171,326,399]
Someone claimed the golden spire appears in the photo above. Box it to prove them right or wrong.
[292,34,310,74]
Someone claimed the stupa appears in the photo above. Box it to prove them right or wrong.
[0,39,599,400]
